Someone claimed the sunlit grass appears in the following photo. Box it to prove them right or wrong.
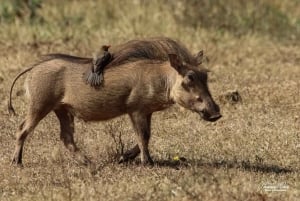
[0,0,299,200]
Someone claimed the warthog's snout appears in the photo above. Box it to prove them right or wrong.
[207,113,222,122]
[200,111,222,122]
[199,103,222,122]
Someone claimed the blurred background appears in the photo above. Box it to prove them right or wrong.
[0,0,299,54]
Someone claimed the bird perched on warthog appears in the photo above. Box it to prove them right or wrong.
[8,37,221,167]
[84,45,112,87]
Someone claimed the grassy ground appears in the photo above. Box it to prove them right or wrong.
[0,0,299,200]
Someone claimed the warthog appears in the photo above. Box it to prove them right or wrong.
[9,37,221,166]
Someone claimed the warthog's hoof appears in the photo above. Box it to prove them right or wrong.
[118,145,141,164]
[141,157,154,166]
[10,158,23,168]
[119,157,154,166]
[118,156,127,164]
[74,153,92,166]
[118,154,139,164]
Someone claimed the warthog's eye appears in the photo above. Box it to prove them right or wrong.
[182,71,196,90]
[196,96,203,102]
[187,73,194,82]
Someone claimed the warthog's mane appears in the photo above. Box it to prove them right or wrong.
[35,37,197,69]
[106,37,197,68]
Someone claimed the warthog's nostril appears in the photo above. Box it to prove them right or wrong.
[208,113,222,122]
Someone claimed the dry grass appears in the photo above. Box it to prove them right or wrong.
[0,0,299,200]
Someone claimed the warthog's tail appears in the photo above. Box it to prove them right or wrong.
[8,66,34,115]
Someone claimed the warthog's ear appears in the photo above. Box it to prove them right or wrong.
[168,54,185,75]
[195,50,204,65]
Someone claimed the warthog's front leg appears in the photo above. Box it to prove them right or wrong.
[54,107,91,166]
[129,112,153,165]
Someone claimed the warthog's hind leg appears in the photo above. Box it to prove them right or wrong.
[118,144,140,163]
[54,107,91,166]
[11,110,49,166]
[129,112,153,165]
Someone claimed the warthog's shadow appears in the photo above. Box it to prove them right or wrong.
[154,158,295,174]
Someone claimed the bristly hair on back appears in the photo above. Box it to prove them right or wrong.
[40,53,92,64]
[106,37,198,68]
[33,37,198,70]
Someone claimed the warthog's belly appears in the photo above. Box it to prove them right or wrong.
[64,103,126,122]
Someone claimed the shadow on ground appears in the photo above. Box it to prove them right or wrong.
[154,158,295,174]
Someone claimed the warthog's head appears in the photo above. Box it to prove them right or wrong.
[169,53,221,122]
